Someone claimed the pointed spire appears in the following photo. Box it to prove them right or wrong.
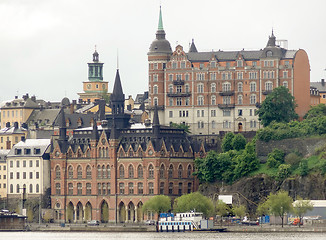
[267,29,276,47]
[153,106,160,126]
[91,119,99,141]
[58,108,67,141]
[110,69,124,102]
[152,106,160,137]
[158,6,164,31]
[189,39,198,53]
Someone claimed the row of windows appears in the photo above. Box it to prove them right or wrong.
[9,171,39,179]
[0,165,6,170]
[197,120,258,129]
[0,183,6,188]
[55,164,193,180]
[170,108,257,118]
[56,181,192,196]
[10,160,39,168]
[2,110,23,118]
[9,183,40,194]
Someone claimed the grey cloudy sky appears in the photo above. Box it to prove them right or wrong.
[0,0,325,103]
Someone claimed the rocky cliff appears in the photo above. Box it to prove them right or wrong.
[199,173,326,215]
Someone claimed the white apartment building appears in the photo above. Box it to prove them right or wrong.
[7,139,51,198]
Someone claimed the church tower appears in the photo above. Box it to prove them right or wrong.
[148,6,172,124]
[78,49,109,103]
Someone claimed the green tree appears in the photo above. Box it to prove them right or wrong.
[221,132,235,152]
[267,148,285,168]
[257,86,298,127]
[262,190,293,227]
[142,195,171,220]
[231,134,246,151]
[304,103,326,119]
[232,205,247,220]
[215,200,230,226]
[173,192,214,217]
[298,160,309,176]
[292,197,313,227]
[277,164,291,180]
[170,122,191,134]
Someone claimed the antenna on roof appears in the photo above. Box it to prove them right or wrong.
[117,49,119,69]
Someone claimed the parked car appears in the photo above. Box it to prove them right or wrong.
[145,220,156,225]
[87,220,100,226]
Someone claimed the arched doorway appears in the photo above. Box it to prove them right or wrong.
[137,202,143,222]
[127,202,135,222]
[85,202,92,221]
[76,202,83,222]
[100,200,109,223]
[118,202,126,223]
[67,202,74,223]
[238,122,243,132]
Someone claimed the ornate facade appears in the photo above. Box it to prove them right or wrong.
[148,8,310,134]
[51,70,204,223]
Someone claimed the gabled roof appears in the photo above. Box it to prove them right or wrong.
[7,139,51,157]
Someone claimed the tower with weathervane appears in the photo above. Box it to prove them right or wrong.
[78,49,109,103]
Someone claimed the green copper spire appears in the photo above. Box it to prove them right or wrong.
[158,6,164,30]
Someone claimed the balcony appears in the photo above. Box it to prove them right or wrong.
[146,105,164,110]
[219,90,234,96]
[173,80,185,85]
[167,92,191,97]
[262,90,273,95]
[218,104,235,109]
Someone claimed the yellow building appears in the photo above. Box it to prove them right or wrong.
[0,123,27,150]
[0,150,9,201]
[1,94,39,129]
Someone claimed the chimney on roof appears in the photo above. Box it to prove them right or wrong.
[31,96,36,102]
[14,122,18,129]
[322,79,325,87]
[21,136,26,142]
[6,122,10,128]
[15,96,18,99]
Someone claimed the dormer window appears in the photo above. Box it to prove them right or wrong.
[266,50,273,57]
[34,148,41,154]
[15,149,22,155]
[237,60,243,67]
[25,148,31,155]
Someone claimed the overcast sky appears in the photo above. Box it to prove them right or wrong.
[0,0,325,103]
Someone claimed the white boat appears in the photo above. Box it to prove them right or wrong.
[158,212,204,232]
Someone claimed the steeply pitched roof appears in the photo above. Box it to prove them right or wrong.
[110,69,124,102]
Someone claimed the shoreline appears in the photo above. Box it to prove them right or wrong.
[3,224,324,233]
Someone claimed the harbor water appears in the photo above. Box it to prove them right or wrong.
[0,232,325,240]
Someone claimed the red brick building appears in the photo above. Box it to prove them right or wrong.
[148,8,310,134]
[50,70,204,223]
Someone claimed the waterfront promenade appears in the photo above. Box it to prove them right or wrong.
[24,223,326,233]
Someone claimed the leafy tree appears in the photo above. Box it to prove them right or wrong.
[298,160,309,176]
[304,103,326,119]
[215,200,231,226]
[292,197,313,227]
[221,132,235,152]
[233,142,259,181]
[173,192,214,217]
[267,149,285,168]
[277,164,291,180]
[170,122,191,134]
[142,195,171,220]
[231,134,246,151]
[320,159,326,175]
[257,86,298,127]
[232,205,247,220]
[193,151,233,183]
[257,201,269,216]
[262,190,293,227]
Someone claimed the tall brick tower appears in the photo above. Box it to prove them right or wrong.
[148,6,172,124]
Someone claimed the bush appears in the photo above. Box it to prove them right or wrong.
[267,149,285,168]
[231,134,246,151]
[277,164,291,180]
[222,132,235,152]
[320,159,326,175]
[285,153,301,167]
[298,160,309,176]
